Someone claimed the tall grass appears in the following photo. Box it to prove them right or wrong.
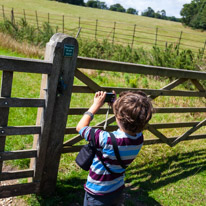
[0,32,44,58]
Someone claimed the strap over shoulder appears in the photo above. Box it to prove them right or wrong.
[109,132,127,169]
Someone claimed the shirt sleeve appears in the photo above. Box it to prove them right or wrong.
[79,126,109,148]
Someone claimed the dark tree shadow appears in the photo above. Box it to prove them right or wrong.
[36,149,206,206]
[124,149,206,206]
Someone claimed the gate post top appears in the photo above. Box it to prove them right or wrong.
[45,33,78,62]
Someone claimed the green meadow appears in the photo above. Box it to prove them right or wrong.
[0,0,206,205]
[0,0,206,52]
[0,46,206,205]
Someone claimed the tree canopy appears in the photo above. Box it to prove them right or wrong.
[180,0,206,30]
[55,0,85,6]
[109,3,125,12]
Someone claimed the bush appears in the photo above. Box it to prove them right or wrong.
[78,38,205,71]
[0,18,56,47]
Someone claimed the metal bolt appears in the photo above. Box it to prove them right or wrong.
[1,130,5,134]
[4,101,8,105]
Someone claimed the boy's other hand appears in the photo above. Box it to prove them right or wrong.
[88,91,106,115]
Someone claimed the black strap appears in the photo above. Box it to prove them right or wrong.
[109,132,127,169]
[90,128,115,174]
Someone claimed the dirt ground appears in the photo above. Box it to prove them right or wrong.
[0,165,27,206]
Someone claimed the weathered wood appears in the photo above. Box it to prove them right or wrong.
[0,98,45,107]
[75,69,106,92]
[37,34,78,196]
[149,78,187,100]
[0,55,52,74]
[146,121,206,129]
[0,182,39,198]
[191,79,205,92]
[72,85,206,97]
[62,134,206,153]
[34,34,74,193]
[77,57,206,80]
[0,126,41,136]
[62,145,83,153]
[30,40,51,181]
[172,118,206,146]
[0,169,34,181]
[144,134,206,145]
[64,116,116,146]
[155,107,206,113]
[67,107,206,115]
[0,150,37,161]
[65,125,117,134]
[0,71,13,175]
[147,124,171,146]
[65,120,206,135]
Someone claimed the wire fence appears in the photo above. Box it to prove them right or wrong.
[0,5,206,55]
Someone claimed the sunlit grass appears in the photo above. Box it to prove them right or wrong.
[1,44,206,205]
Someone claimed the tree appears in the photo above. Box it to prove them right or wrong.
[155,11,162,19]
[161,9,166,19]
[99,1,108,9]
[142,7,155,17]
[56,0,85,6]
[86,1,108,9]
[110,3,126,13]
[127,8,138,15]
[86,0,98,8]
[180,0,206,29]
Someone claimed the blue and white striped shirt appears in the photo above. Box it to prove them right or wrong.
[79,126,143,195]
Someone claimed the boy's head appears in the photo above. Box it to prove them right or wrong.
[113,91,153,133]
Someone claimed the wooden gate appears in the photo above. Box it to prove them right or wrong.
[0,33,206,198]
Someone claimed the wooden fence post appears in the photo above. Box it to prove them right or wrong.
[202,40,206,57]
[95,19,98,40]
[33,33,78,196]
[178,31,183,48]
[155,27,158,46]
[78,16,81,29]
[112,21,116,45]
[11,8,15,24]
[131,24,136,49]
[23,9,26,22]
[0,71,13,176]
[62,15,64,33]
[2,5,5,21]
[48,13,50,24]
[35,10,39,30]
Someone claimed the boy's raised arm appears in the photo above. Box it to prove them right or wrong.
[76,91,106,132]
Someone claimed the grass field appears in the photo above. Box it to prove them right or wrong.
[0,0,206,53]
[0,2,206,205]
[0,46,206,205]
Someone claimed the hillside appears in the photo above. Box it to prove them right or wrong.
[0,0,205,52]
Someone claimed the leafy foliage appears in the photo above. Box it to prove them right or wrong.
[78,39,204,71]
[181,0,206,30]
[0,18,56,47]
[55,0,85,6]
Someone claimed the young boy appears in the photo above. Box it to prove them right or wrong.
[76,90,153,206]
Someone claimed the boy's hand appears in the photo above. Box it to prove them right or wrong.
[89,91,106,114]
[76,91,106,132]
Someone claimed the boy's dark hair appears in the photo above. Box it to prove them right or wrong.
[113,91,153,133]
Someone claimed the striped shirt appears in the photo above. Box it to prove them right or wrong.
[79,126,144,196]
